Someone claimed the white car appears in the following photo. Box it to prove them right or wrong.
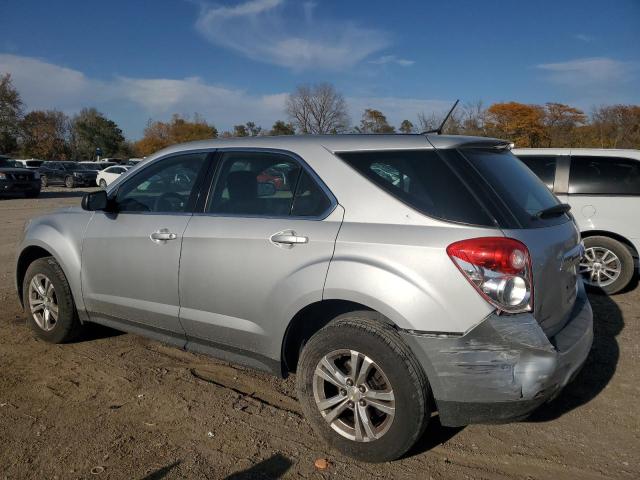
[513,148,640,294]
[96,165,130,188]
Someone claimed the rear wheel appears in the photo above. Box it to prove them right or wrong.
[65,176,75,188]
[22,257,83,343]
[296,312,430,462]
[40,175,48,187]
[580,236,634,294]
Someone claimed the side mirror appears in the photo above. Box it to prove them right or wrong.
[81,190,109,211]
[257,181,277,197]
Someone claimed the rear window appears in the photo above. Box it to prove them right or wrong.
[516,155,556,190]
[569,156,640,195]
[463,149,565,227]
[337,149,494,226]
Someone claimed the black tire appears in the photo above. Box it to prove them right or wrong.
[296,312,430,463]
[40,175,48,187]
[22,257,83,343]
[65,176,75,188]
[99,179,107,189]
[582,236,634,295]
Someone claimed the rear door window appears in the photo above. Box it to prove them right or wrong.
[516,155,556,190]
[569,156,640,195]
[337,149,494,226]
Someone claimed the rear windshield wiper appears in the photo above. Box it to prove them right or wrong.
[533,203,571,219]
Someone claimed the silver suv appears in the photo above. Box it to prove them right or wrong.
[514,148,640,294]
[16,135,593,462]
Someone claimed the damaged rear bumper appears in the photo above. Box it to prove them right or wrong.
[401,281,593,427]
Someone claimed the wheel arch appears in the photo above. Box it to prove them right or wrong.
[16,245,56,306]
[281,299,395,376]
[581,230,639,258]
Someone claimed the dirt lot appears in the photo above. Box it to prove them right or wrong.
[1,188,639,479]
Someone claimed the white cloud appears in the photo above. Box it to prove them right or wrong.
[573,33,592,42]
[536,57,637,88]
[193,0,390,70]
[368,55,415,67]
[1,53,452,138]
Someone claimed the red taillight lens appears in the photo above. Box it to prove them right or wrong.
[447,237,533,313]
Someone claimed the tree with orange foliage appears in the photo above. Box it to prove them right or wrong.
[542,103,587,147]
[134,114,217,156]
[485,102,547,147]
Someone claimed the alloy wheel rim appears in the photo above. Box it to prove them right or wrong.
[312,349,395,442]
[579,246,622,287]
[28,274,59,331]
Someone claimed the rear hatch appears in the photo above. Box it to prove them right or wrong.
[452,146,581,337]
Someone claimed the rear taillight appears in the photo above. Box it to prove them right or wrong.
[447,237,533,313]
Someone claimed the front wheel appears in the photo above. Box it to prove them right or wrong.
[296,312,431,462]
[99,178,107,189]
[40,175,48,187]
[22,257,83,343]
[580,236,635,294]
[65,176,75,188]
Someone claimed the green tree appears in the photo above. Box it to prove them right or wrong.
[20,110,70,159]
[0,73,23,154]
[232,124,249,137]
[357,109,395,133]
[70,107,126,160]
[270,120,295,135]
[399,119,414,134]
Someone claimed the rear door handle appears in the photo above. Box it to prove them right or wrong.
[150,229,178,243]
[270,231,308,248]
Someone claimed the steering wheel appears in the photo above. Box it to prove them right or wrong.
[154,192,185,212]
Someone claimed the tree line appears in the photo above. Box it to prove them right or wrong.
[1,73,638,160]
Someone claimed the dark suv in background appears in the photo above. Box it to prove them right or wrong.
[39,161,99,188]
[0,156,41,198]
[513,148,640,294]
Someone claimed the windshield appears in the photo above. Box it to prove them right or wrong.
[0,159,22,168]
[462,149,567,228]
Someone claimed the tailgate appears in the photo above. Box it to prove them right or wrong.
[504,221,582,337]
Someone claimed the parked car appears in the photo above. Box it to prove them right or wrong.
[17,135,593,462]
[79,161,117,172]
[39,161,99,188]
[513,148,640,294]
[0,156,41,197]
[96,165,130,188]
[14,159,44,170]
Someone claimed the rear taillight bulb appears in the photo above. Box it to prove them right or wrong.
[447,237,533,313]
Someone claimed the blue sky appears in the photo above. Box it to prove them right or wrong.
[1,0,639,139]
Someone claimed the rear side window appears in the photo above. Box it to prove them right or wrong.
[463,149,565,228]
[569,156,640,195]
[337,150,494,226]
[517,155,556,190]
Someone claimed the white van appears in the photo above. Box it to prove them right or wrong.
[513,148,640,294]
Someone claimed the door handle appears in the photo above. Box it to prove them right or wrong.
[150,229,178,243]
[270,231,308,248]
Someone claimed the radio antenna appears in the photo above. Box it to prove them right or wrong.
[421,99,460,135]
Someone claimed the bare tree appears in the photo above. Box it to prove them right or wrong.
[285,83,349,134]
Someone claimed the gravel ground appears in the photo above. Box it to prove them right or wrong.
[0,187,639,479]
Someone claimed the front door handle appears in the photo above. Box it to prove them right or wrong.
[270,231,308,248]
[150,229,178,243]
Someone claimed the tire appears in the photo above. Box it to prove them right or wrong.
[581,236,634,295]
[22,257,83,343]
[296,312,430,462]
[40,175,48,188]
[99,179,107,189]
[65,176,75,188]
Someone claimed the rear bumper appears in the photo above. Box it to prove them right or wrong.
[401,281,593,426]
